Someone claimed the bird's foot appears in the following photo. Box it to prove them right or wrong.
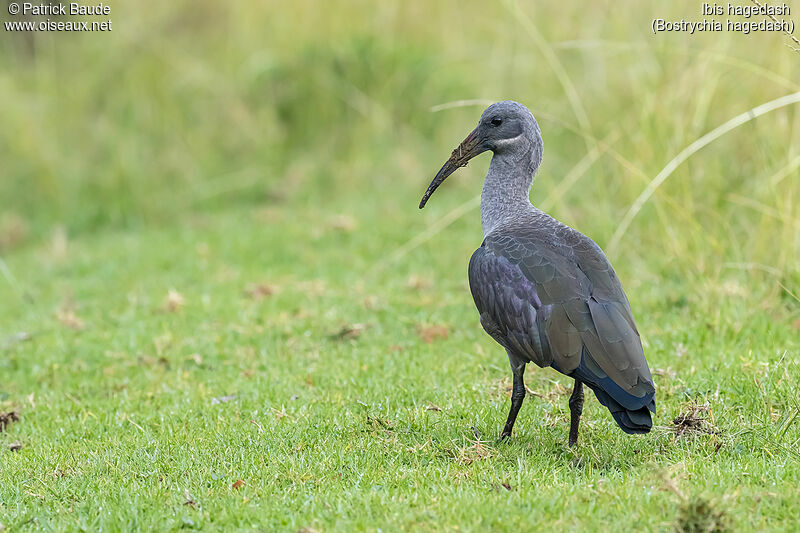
[497,431,511,444]
[568,437,577,448]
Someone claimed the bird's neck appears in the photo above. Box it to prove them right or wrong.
[481,151,536,237]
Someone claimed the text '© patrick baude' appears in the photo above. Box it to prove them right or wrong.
[15,3,111,16]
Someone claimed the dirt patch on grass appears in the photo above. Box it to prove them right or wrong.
[677,497,729,532]
[664,471,730,532]
[162,289,185,313]
[672,403,718,437]
[331,323,365,340]
[418,324,449,344]
[0,411,19,432]
[243,282,276,300]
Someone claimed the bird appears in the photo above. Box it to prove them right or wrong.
[419,101,655,446]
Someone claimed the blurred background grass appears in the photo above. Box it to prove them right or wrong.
[1,0,799,303]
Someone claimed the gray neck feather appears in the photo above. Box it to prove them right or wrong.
[480,135,543,237]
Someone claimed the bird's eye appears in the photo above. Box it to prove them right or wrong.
[491,117,502,127]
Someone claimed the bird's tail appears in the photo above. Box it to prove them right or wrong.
[592,389,653,434]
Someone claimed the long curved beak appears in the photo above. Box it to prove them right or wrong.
[419,128,486,209]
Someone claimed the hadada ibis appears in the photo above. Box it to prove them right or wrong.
[419,101,655,446]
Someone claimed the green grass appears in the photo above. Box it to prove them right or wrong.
[1,204,798,531]
[2,0,800,530]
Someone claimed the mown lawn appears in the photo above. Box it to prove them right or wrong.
[1,200,798,531]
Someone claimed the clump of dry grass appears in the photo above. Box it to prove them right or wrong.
[0,411,19,433]
[672,403,718,437]
[453,434,494,465]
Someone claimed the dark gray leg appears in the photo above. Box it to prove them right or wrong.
[568,379,584,447]
[499,363,526,441]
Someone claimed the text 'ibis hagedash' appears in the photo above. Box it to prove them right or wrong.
[419,101,656,446]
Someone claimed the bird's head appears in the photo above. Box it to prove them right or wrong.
[419,101,543,209]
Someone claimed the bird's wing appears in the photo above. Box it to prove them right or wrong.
[468,224,654,409]
[469,245,558,369]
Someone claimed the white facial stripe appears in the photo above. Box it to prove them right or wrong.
[493,132,524,147]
